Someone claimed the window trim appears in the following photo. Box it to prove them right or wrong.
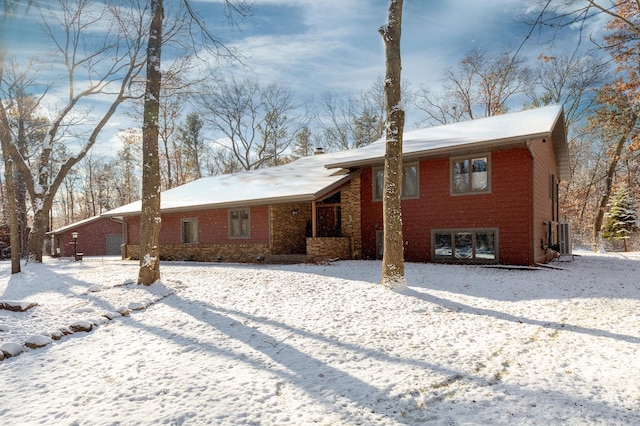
[431,228,499,264]
[450,153,491,196]
[181,217,198,244]
[228,208,251,239]
[372,162,420,201]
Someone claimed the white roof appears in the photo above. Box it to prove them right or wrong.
[104,152,353,216]
[324,104,568,178]
[103,105,568,217]
[47,215,105,235]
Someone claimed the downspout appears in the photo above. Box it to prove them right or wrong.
[110,216,128,260]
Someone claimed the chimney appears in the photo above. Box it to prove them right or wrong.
[314,147,325,155]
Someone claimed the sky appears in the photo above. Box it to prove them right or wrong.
[2,0,607,153]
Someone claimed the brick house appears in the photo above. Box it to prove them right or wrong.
[54,105,569,266]
[47,215,123,258]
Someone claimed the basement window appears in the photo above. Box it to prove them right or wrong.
[432,229,498,263]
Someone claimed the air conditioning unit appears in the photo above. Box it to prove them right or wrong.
[558,222,572,255]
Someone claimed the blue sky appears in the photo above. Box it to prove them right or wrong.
[211,0,588,95]
[3,0,604,151]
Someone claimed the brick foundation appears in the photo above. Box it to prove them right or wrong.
[306,237,352,260]
[125,244,271,263]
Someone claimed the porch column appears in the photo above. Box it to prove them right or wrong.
[311,200,317,238]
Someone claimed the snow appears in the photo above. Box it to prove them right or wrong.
[104,152,354,216]
[1,250,639,424]
[324,104,566,172]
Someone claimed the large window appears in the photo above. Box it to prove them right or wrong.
[229,208,250,239]
[373,163,419,201]
[432,229,497,263]
[451,155,490,194]
[181,218,198,244]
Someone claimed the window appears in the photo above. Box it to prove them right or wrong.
[181,218,198,244]
[451,155,490,194]
[373,163,419,200]
[229,208,250,238]
[432,229,497,263]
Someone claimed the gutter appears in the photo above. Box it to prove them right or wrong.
[324,133,552,170]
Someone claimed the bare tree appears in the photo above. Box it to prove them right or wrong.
[197,77,307,171]
[316,81,387,152]
[415,48,531,125]
[379,0,407,291]
[0,0,150,263]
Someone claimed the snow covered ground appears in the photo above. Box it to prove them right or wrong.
[0,250,638,425]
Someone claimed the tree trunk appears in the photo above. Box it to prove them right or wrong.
[592,119,634,251]
[379,0,407,291]
[137,0,163,285]
[0,33,21,273]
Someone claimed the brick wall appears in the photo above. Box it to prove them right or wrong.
[340,172,362,259]
[306,237,351,260]
[270,202,311,254]
[53,217,123,257]
[360,148,535,265]
[125,243,271,263]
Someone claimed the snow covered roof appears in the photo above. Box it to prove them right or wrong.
[324,104,569,180]
[103,105,568,217]
[103,152,353,216]
[46,215,106,235]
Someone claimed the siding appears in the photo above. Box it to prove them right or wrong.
[360,147,535,265]
[530,136,559,264]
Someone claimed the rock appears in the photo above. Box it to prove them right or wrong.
[69,320,93,333]
[0,323,10,332]
[1,342,24,358]
[0,300,38,312]
[0,351,4,361]
[102,311,121,320]
[50,330,64,340]
[87,285,102,292]
[128,301,147,311]
[25,334,53,349]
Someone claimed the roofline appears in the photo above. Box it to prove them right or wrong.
[324,133,550,169]
[101,175,353,217]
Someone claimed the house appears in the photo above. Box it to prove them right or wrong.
[47,215,124,258]
[54,104,569,266]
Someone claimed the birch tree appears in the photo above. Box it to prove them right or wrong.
[379,0,407,291]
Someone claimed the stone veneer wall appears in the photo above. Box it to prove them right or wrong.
[306,237,352,260]
[270,202,311,255]
[339,171,362,259]
[125,243,271,263]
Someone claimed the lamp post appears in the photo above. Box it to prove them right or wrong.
[71,232,78,260]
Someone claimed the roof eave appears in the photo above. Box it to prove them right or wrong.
[324,134,548,169]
